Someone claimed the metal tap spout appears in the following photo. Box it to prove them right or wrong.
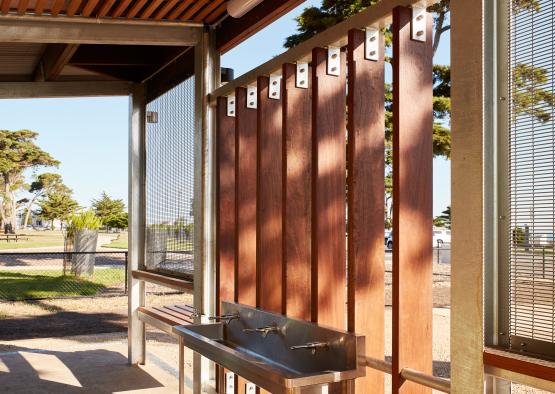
[208,313,239,324]
[290,341,329,355]
[242,323,280,338]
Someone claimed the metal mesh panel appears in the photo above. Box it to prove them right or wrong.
[508,0,555,357]
[145,77,195,278]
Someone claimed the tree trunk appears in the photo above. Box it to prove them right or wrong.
[23,196,38,228]
[2,177,17,233]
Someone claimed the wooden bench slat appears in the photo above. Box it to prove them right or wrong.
[139,306,191,327]
[152,306,194,323]
[165,305,195,318]
[156,305,195,324]
[172,304,196,314]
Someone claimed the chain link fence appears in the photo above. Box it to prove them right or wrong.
[0,251,128,301]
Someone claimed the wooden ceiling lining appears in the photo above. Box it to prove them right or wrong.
[0,0,229,23]
[0,42,46,77]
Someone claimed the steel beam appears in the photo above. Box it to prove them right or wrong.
[0,81,134,98]
[0,15,201,45]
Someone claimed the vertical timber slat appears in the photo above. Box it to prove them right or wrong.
[257,76,284,314]
[235,86,257,394]
[392,6,433,394]
[235,86,258,308]
[216,96,236,314]
[347,28,385,393]
[283,63,312,321]
[451,0,485,391]
[216,97,236,394]
[312,47,347,329]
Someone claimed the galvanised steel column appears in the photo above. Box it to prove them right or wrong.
[193,27,220,394]
[128,83,147,365]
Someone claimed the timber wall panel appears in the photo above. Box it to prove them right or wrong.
[235,86,258,308]
[347,28,385,393]
[235,86,258,394]
[256,76,284,314]
[216,97,236,314]
[391,6,434,394]
[282,63,313,321]
[216,97,236,393]
[311,47,347,330]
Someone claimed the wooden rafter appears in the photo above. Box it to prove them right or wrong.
[17,0,29,14]
[125,0,148,19]
[66,0,82,17]
[140,0,164,19]
[50,0,65,16]
[97,0,117,17]
[167,0,194,20]
[111,0,132,17]
[216,0,304,52]
[205,2,227,24]
[0,0,229,23]
[193,0,224,22]
[180,0,208,20]
[81,0,100,16]
[154,0,180,20]
[34,0,47,15]
[1,0,10,14]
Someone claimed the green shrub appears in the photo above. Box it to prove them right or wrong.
[66,210,102,240]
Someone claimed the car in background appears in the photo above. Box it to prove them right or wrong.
[384,228,451,250]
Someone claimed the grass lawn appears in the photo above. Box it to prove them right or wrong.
[0,231,65,250]
[102,232,128,249]
[0,268,125,301]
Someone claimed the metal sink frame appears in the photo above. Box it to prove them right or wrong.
[173,301,365,393]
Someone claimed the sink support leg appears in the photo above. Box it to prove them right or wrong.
[179,337,185,394]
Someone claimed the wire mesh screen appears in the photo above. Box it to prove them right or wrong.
[145,77,195,278]
[508,0,555,357]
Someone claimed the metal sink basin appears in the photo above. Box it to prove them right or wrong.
[173,301,365,393]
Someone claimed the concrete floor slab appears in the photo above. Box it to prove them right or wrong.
[0,331,193,394]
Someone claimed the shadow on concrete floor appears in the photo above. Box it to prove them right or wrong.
[0,342,179,393]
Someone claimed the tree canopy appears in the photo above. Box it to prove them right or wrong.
[0,130,59,231]
[22,173,71,228]
[92,191,126,227]
[37,191,79,229]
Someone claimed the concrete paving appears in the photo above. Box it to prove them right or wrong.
[0,331,193,393]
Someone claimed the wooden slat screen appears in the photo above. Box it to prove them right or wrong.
[347,28,386,393]
[311,46,348,330]
[216,96,236,314]
[256,76,284,314]
[392,6,434,394]
[214,5,434,393]
[235,86,257,394]
[235,87,258,308]
[282,62,313,321]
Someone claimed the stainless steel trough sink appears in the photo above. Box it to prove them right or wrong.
[173,301,365,393]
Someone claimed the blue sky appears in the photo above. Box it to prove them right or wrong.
[0,1,450,215]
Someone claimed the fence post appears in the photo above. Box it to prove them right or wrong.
[125,251,129,294]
